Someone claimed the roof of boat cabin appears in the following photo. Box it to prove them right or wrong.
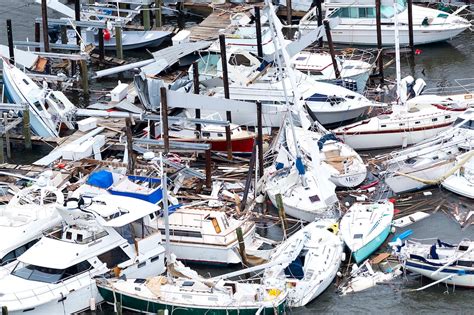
[85,194,160,227]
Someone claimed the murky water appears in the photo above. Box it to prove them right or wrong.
[0,1,473,314]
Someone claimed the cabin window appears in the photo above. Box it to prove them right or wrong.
[76,234,83,243]
[12,260,91,284]
[460,120,474,130]
[415,121,421,124]
[160,228,202,238]
[445,115,451,119]
[432,118,438,122]
[202,132,211,138]
[309,195,320,203]
[308,70,324,76]
[381,124,387,128]
[138,262,146,268]
[0,251,16,266]
[149,213,155,220]
[0,238,40,266]
[150,255,160,263]
[399,123,405,126]
[66,231,72,240]
[358,8,376,18]
[22,79,30,85]
[354,234,363,239]
[98,246,130,268]
[229,54,252,67]
[458,260,472,267]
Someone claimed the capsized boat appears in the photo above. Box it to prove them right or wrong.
[0,195,166,314]
[340,201,394,263]
[383,109,474,193]
[0,183,63,268]
[263,220,344,307]
[441,150,474,199]
[396,239,474,288]
[286,126,367,188]
[338,259,402,295]
[1,58,76,137]
[299,0,471,46]
[96,255,287,314]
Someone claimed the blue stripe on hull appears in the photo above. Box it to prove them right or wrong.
[353,224,391,263]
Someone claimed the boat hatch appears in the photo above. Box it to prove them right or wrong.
[309,195,320,203]
[97,246,130,268]
[182,281,194,287]
[354,234,363,239]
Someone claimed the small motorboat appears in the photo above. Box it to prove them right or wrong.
[340,201,394,263]
[397,238,474,288]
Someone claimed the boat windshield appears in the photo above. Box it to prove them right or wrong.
[381,0,407,18]
[456,119,474,129]
[12,260,92,283]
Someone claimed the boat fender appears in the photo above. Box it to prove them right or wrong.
[341,252,346,262]
[90,297,96,311]
[391,226,396,233]
[103,29,111,41]
[337,271,343,277]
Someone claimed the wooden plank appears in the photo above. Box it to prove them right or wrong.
[370,252,391,264]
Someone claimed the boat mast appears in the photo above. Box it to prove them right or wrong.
[267,0,307,178]
[394,0,402,105]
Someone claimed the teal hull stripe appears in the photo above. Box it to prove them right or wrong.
[353,224,391,263]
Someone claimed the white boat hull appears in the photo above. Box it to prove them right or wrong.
[330,171,367,188]
[337,124,452,150]
[385,160,455,193]
[406,261,474,288]
[442,174,474,199]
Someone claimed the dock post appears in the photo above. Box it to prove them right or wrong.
[79,60,89,94]
[1,306,7,315]
[286,0,292,25]
[275,193,288,238]
[323,20,340,79]
[256,102,264,179]
[219,34,233,160]
[154,0,162,28]
[205,149,212,188]
[3,113,10,159]
[98,28,105,62]
[407,0,415,56]
[254,6,263,59]
[142,5,151,31]
[149,120,156,138]
[160,87,170,154]
[115,25,124,59]
[60,25,68,44]
[236,227,249,266]
[315,0,323,47]
[75,0,81,45]
[241,141,256,212]
[41,0,50,52]
[375,0,384,84]
[125,116,135,174]
[34,22,41,52]
[7,20,14,64]
[192,62,201,137]
[22,108,32,150]
[0,129,4,164]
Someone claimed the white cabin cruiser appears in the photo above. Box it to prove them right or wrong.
[0,185,63,268]
[0,195,166,314]
[152,207,268,264]
[383,109,474,193]
[2,58,76,138]
[299,0,471,45]
[263,220,344,307]
[286,126,367,187]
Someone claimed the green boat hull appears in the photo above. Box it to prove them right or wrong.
[97,285,287,315]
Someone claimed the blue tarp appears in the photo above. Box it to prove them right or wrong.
[86,170,114,189]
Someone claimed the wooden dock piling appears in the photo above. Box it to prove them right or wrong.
[286,0,292,25]
[255,7,263,59]
[236,226,249,266]
[3,113,11,159]
[205,149,212,188]
[160,87,170,154]
[22,108,32,150]
[7,20,14,64]
[74,0,81,45]
[324,20,340,79]
[115,25,124,59]
[41,0,50,52]
[315,0,323,47]
[154,0,162,28]
[375,0,384,83]
[125,116,135,174]
[219,34,233,160]
[275,193,288,238]
[407,0,415,56]
[192,62,201,136]
[256,102,264,179]
[143,5,151,31]
[34,22,41,52]
[79,60,89,94]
